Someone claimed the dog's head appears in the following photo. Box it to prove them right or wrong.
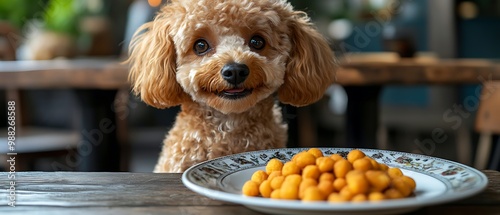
[127,0,336,113]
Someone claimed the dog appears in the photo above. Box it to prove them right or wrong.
[126,0,336,173]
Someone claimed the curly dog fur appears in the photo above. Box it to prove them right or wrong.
[127,0,336,172]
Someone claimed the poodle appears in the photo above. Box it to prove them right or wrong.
[126,0,336,173]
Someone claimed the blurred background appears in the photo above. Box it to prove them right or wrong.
[0,0,499,172]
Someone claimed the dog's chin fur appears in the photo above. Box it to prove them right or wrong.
[154,96,288,173]
[126,0,337,172]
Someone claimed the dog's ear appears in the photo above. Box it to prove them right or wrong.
[278,12,336,107]
[126,18,189,108]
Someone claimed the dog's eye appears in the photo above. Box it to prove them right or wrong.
[249,35,265,50]
[193,39,210,55]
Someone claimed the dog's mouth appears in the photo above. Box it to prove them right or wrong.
[216,87,253,100]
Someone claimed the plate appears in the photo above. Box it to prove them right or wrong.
[182,148,488,215]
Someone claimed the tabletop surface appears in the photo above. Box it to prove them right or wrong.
[0,170,498,215]
[0,58,129,89]
[339,59,500,85]
[1,58,500,89]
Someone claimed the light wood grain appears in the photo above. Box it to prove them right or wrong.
[336,60,500,85]
[0,206,264,215]
[475,81,500,133]
[0,171,498,214]
[0,59,128,89]
[0,173,219,207]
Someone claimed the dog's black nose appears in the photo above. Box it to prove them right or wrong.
[221,63,249,85]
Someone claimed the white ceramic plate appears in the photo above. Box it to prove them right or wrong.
[182,148,488,215]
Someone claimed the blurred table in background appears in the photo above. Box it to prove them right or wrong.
[337,58,500,85]
[0,58,127,89]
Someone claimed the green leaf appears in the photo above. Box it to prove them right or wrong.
[43,0,79,35]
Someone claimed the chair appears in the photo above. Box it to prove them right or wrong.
[374,53,472,163]
[474,81,500,170]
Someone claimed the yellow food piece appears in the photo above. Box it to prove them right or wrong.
[270,175,285,190]
[307,148,324,158]
[291,151,305,162]
[270,189,281,199]
[401,175,417,190]
[346,170,369,195]
[334,159,352,178]
[319,172,335,182]
[333,178,347,192]
[302,165,321,180]
[392,177,413,197]
[378,163,389,171]
[280,181,299,200]
[284,174,302,186]
[365,157,379,170]
[299,178,318,199]
[242,181,259,196]
[365,170,391,192]
[388,167,403,179]
[259,180,272,198]
[293,152,317,169]
[384,188,404,199]
[353,157,373,171]
[339,187,354,200]
[317,180,334,197]
[368,192,385,201]
[351,194,367,202]
[280,174,301,200]
[302,186,325,201]
[267,171,282,182]
[329,154,344,162]
[347,149,366,163]
[243,148,416,202]
[251,170,268,185]
[328,193,348,202]
[316,157,335,173]
[282,161,301,176]
[266,158,284,174]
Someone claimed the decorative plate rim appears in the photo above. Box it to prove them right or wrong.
[182,148,488,212]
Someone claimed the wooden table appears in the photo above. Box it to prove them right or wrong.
[337,59,500,85]
[0,58,128,89]
[0,170,498,214]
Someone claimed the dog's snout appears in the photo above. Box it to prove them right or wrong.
[221,63,249,85]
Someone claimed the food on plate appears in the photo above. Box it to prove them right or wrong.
[242,181,260,196]
[265,158,284,174]
[242,149,416,202]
